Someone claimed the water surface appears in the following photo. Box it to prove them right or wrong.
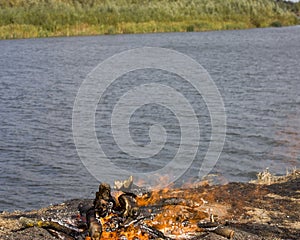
[0,26,299,211]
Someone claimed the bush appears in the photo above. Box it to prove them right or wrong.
[186,25,194,32]
[270,20,282,27]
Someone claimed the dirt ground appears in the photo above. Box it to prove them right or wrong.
[1,169,299,240]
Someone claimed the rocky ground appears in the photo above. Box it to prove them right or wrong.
[0,169,299,240]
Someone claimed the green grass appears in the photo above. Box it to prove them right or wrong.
[0,0,299,39]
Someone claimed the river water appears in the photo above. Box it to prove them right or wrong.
[1,26,300,211]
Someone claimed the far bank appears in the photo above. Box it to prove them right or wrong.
[0,0,299,39]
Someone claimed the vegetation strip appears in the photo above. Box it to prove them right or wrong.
[0,0,299,39]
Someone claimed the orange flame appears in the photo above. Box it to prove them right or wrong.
[98,178,231,240]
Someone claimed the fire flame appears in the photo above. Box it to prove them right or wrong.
[97,180,229,240]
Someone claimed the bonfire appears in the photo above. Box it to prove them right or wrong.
[1,169,299,240]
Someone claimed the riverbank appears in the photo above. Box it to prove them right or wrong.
[0,21,261,39]
[1,169,299,239]
[0,0,299,39]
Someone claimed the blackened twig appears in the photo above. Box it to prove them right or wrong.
[139,223,173,240]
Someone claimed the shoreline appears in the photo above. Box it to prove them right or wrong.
[1,169,299,239]
[1,24,299,42]
[1,22,299,41]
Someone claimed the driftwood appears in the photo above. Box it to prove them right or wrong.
[0,169,299,240]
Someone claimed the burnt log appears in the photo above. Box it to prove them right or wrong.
[86,208,102,240]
